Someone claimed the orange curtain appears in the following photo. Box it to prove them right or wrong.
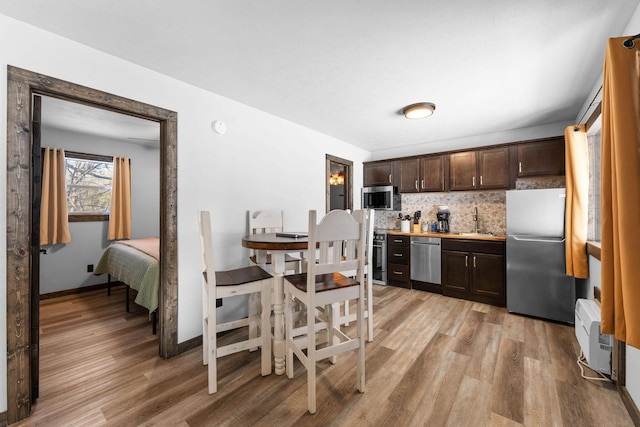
[40,147,71,245]
[107,157,132,240]
[564,125,589,278]
[601,36,640,348]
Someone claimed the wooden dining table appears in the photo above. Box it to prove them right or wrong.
[241,232,308,375]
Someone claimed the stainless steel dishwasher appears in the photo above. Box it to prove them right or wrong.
[410,236,441,284]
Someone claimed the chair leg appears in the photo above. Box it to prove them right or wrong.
[366,274,374,342]
[208,304,218,394]
[248,292,259,352]
[285,287,295,379]
[327,303,338,364]
[261,281,272,376]
[307,300,317,414]
[357,295,366,393]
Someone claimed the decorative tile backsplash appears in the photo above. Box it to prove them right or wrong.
[374,177,565,235]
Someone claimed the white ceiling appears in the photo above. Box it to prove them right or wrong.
[40,96,160,146]
[2,1,638,155]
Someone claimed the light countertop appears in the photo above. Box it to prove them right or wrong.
[386,230,506,242]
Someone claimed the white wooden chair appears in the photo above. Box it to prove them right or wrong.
[283,210,366,414]
[336,209,375,342]
[248,210,302,273]
[199,210,272,394]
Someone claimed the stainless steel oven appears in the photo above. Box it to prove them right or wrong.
[372,230,387,285]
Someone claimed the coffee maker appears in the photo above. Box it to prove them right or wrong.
[436,206,450,233]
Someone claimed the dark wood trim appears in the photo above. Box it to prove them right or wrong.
[619,383,640,426]
[39,281,125,300]
[65,150,113,162]
[586,102,602,132]
[68,213,109,222]
[6,65,179,424]
[326,154,353,213]
[177,335,203,354]
[587,241,601,260]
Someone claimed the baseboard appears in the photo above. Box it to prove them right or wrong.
[619,385,640,427]
[40,281,125,300]
[178,335,203,354]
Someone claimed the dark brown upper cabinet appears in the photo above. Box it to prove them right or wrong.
[396,155,446,193]
[450,147,509,191]
[517,137,565,177]
[419,155,445,192]
[363,161,395,187]
[396,158,420,193]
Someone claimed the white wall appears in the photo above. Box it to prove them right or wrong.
[0,14,369,413]
[578,3,640,413]
[39,126,160,294]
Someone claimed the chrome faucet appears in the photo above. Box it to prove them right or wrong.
[473,206,479,233]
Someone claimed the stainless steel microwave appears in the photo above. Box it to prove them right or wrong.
[362,185,401,211]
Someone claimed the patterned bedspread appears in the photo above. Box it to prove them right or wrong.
[94,238,159,313]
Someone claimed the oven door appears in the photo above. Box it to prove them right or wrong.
[372,241,386,285]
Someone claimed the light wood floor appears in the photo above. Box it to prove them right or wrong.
[14,285,633,426]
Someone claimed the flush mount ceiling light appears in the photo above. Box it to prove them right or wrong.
[403,102,436,119]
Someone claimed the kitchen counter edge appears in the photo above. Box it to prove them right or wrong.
[386,231,506,242]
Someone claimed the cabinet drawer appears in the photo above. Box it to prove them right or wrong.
[388,235,410,246]
[387,263,410,283]
[387,245,410,264]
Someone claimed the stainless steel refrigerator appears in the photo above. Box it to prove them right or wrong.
[506,188,576,323]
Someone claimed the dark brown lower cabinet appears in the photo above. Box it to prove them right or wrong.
[387,235,411,289]
[441,239,505,306]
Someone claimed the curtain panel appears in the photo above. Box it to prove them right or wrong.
[40,147,72,245]
[564,125,589,278]
[601,36,640,348]
[108,157,132,240]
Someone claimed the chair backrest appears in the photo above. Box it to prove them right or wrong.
[198,210,217,290]
[249,210,285,235]
[350,209,374,265]
[306,210,366,300]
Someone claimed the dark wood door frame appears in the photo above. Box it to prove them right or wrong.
[326,154,353,213]
[6,66,179,424]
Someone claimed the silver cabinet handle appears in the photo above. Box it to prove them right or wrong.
[415,180,418,190]
[389,174,392,184]
[480,176,483,186]
[473,256,476,268]
[472,176,475,187]
[519,162,522,173]
[421,179,424,189]
[465,255,468,267]
[393,271,403,275]
[393,239,403,243]
[393,253,403,257]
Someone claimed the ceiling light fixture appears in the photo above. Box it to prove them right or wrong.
[403,102,436,119]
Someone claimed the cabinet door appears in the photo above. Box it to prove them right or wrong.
[397,158,420,193]
[420,155,445,192]
[517,138,565,177]
[477,147,509,189]
[449,151,477,191]
[471,253,505,302]
[364,161,394,186]
[441,250,470,293]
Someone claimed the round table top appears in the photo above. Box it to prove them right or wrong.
[241,233,309,251]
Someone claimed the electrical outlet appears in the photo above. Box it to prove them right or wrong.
[87,264,94,273]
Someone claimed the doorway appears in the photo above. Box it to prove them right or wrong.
[326,154,353,212]
[6,66,178,424]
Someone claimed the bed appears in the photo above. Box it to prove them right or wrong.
[94,237,160,333]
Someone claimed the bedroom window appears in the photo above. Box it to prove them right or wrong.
[65,151,114,222]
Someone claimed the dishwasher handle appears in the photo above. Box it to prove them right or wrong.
[411,241,441,246]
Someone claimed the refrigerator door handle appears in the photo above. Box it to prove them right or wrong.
[510,235,566,243]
